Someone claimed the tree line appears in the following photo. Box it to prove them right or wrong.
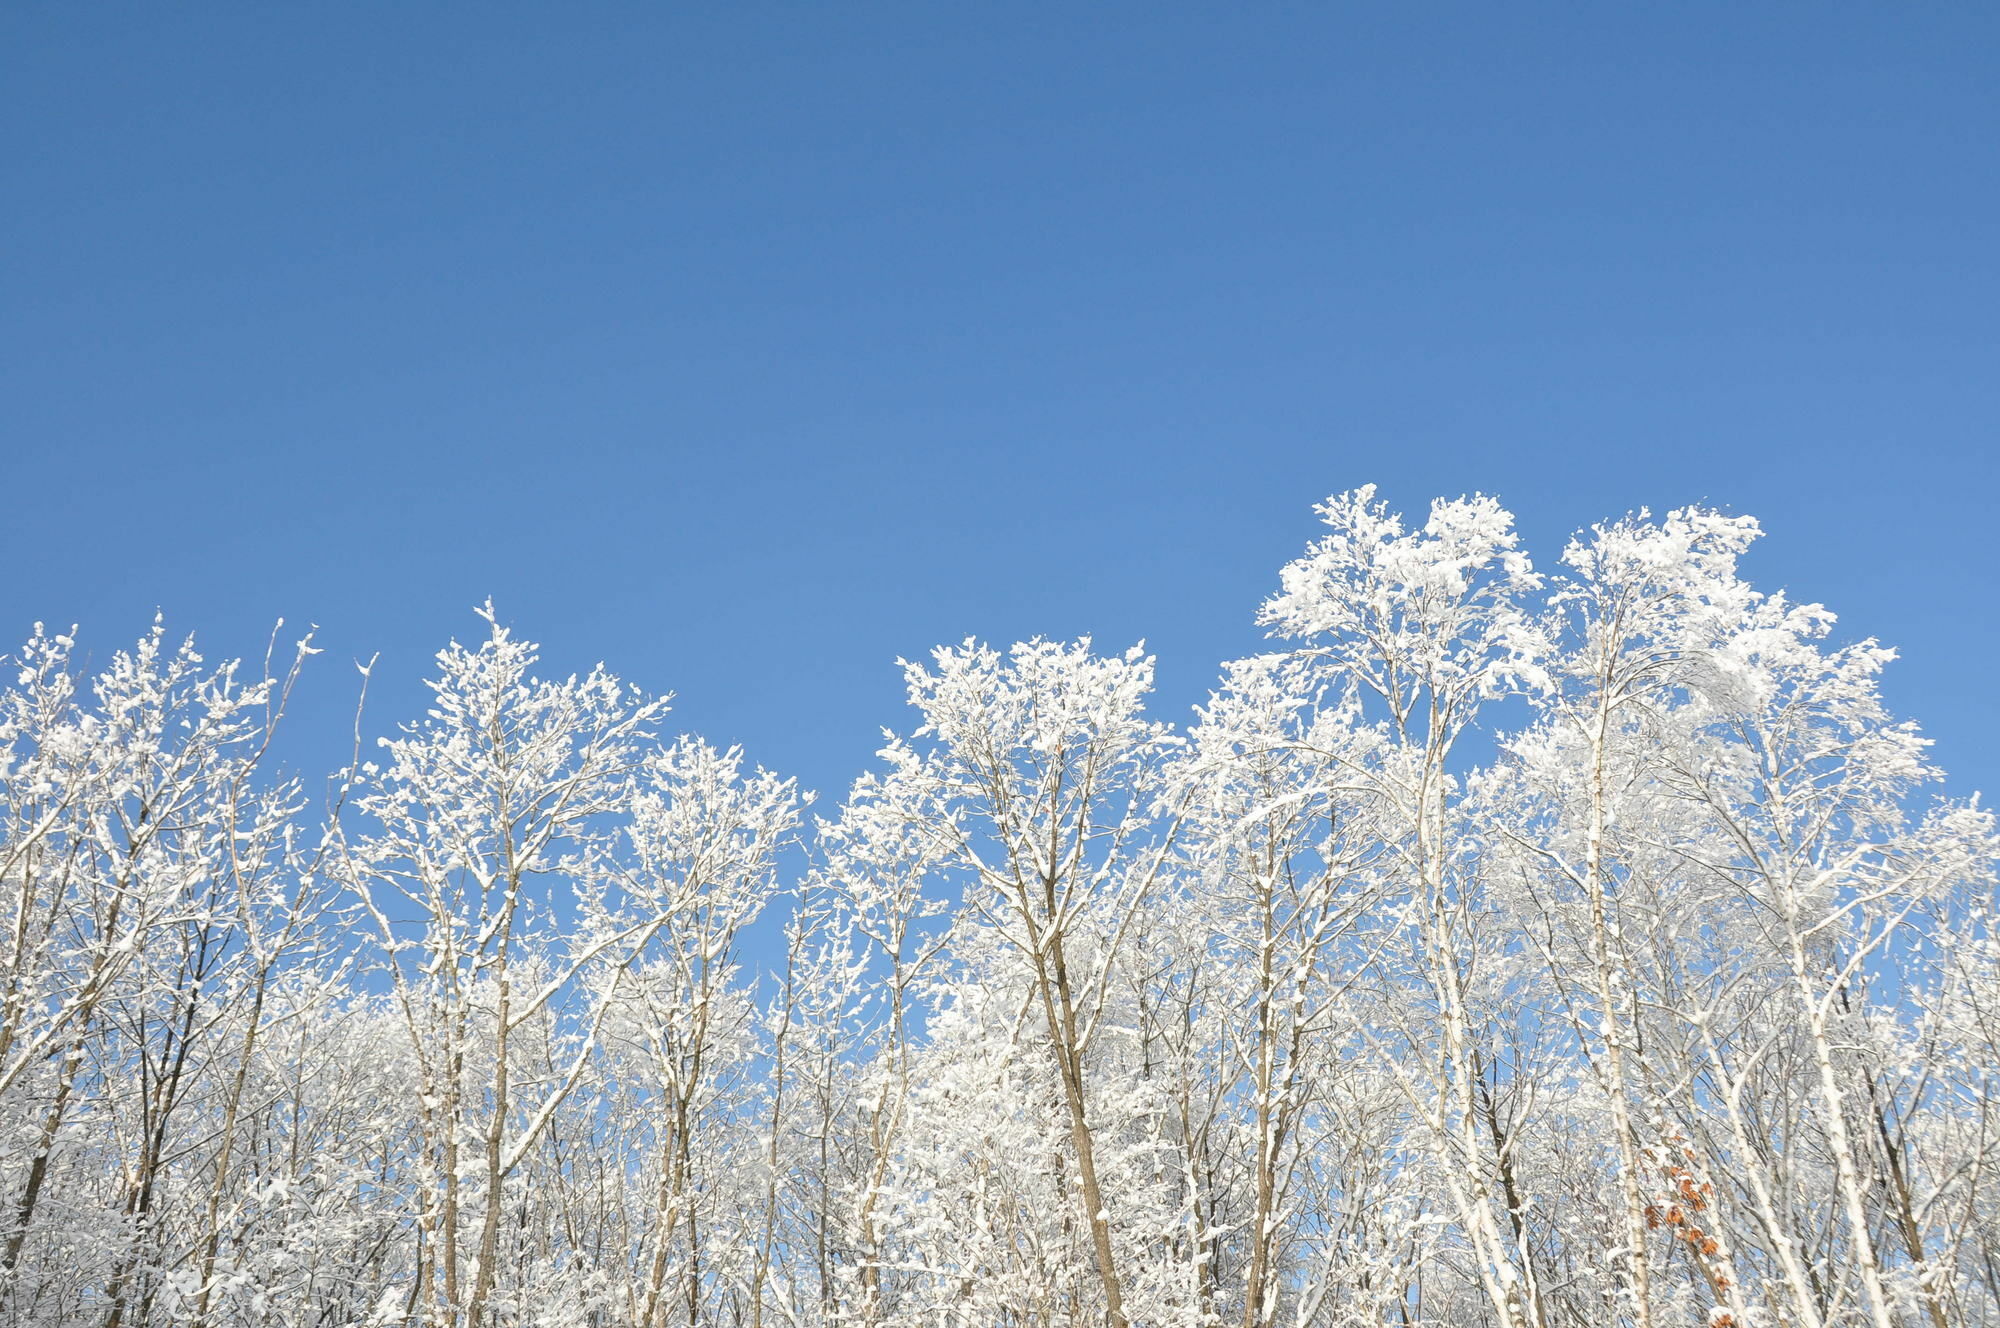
[1,488,1994,1328]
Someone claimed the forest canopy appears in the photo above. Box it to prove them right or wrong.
[0,488,1993,1328]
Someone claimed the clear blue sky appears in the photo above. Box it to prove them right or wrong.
[4,3,1995,805]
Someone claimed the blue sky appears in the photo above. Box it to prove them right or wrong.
[3,3,1995,805]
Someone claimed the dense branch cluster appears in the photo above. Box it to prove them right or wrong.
[1,489,1994,1328]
